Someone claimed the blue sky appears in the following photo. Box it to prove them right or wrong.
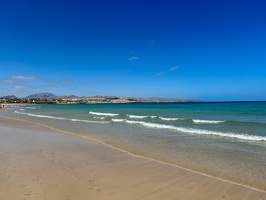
[0,0,266,101]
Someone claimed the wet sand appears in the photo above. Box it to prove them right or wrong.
[0,117,265,200]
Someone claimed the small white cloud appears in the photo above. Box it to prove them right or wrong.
[169,66,180,71]
[12,76,37,80]
[1,79,14,83]
[129,56,139,61]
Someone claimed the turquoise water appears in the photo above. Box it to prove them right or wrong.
[1,102,266,190]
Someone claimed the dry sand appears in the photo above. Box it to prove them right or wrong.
[0,117,266,200]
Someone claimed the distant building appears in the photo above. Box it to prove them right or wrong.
[0,98,6,103]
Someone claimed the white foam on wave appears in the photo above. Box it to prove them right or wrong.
[193,119,225,124]
[20,108,25,111]
[123,120,266,141]
[15,111,65,120]
[89,111,119,116]
[127,114,148,119]
[112,119,126,122]
[15,111,108,124]
[14,111,266,142]
[93,116,106,120]
[159,117,181,121]
[71,118,108,124]
[150,116,157,118]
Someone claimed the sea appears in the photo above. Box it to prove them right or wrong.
[1,102,266,191]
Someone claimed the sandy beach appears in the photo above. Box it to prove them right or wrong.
[0,117,265,200]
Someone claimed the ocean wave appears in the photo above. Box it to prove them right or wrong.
[71,118,108,124]
[150,116,157,118]
[89,111,119,116]
[15,111,65,120]
[193,119,225,124]
[15,111,108,124]
[123,120,266,141]
[112,119,126,122]
[93,116,106,120]
[127,114,148,119]
[159,117,182,121]
[19,108,25,111]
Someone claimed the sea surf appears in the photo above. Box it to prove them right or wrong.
[1,102,266,191]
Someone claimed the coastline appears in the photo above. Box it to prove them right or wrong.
[1,117,266,199]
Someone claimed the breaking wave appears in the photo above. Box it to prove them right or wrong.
[127,114,148,119]
[112,119,266,141]
[93,116,106,120]
[15,111,108,124]
[70,118,108,124]
[89,111,119,116]
[159,117,182,121]
[111,119,126,122]
[15,111,65,120]
[193,119,225,124]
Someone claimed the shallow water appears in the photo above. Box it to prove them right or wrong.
[1,102,266,190]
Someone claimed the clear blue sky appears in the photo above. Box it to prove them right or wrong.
[0,0,266,101]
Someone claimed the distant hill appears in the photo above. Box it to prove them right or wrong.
[0,95,17,99]
[1,92,195,103]
[25,93,56,99]
[24,93,79,99]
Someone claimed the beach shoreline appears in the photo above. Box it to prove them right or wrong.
[1,117,266,199]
